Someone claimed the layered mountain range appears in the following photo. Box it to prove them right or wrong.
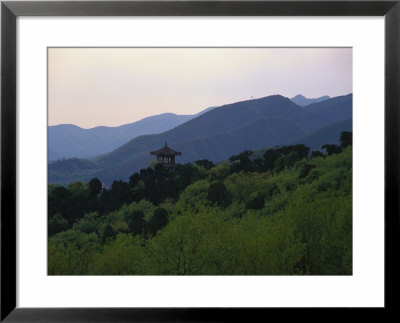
[49,106,216,161]
[49,93,352,185]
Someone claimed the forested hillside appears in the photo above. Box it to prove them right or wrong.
[48,133,352,275]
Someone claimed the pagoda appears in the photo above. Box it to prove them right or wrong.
[150,142,182,168]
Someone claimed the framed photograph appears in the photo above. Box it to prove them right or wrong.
[1,0,399,321]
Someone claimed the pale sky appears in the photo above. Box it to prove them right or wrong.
[48,48,352,128]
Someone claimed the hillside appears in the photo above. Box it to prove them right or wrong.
[303,93,352,123]
[49,94,352,185]
[48,107,215,161]
[284,118,352,150]
[250,118,352,161]
[49,140,352,275]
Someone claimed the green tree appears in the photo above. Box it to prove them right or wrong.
[321,144,342,155]
[246,191,266,210]
[298,164,316,179]
[48,186,71,218]
[175,179,210,213]
[229,150,253,173]
[207,182,232,207]
[147,208,229,275]
[73,212,101,234]
[149,208,169,235]
[89,178,102,196]
[102,224,115,242]
[194,159,215,170]
[129,172,140,186]
[340,131,352,148]
[311,151,324,158]
[48,213,68,236]
[93,234,145,275]
[209,161,231,181]
[48,230,99,275]
[128,210,145,236]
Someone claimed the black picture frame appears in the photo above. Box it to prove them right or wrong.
[1,0,399,321]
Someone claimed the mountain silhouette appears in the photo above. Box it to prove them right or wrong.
[303,93,352,123]
[290,94,330,107]
[49,94,352,185]
[48,107,216,161]
[283,118,352,150]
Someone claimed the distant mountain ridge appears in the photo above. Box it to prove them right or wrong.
[48,107,216,161]
[290,94,330,106]
[250,118,352,161]
[283,118,352,150]
[49,94,353,185]
[303,93,352,123]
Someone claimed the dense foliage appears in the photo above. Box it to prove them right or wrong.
[48,134,352,275]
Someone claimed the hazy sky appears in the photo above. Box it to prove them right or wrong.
[48,48,352,128]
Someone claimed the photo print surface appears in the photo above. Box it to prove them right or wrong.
[48,48,352,275]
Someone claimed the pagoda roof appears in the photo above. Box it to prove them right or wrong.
[150,142,182,156]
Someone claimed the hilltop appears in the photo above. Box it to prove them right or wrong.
[290,94,330,106]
